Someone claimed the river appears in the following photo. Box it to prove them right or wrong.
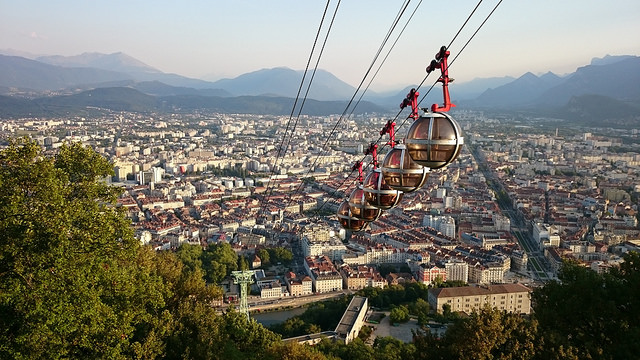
[251,307,306,327]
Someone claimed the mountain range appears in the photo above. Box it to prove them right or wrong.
[1,51,639,125]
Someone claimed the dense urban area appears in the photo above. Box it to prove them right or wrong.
[2,108,639,359]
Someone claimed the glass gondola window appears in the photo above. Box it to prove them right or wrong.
[381,143,429,193]
[337,199,367,232]
[405,112,463,169]
[363,168,403,210]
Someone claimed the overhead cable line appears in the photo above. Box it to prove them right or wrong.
[279,0,415,212]
[398,0,503,138]
[302,0,412,169]
[338,0,486,169]
[260,0,335,214]
[314,0,505,216]
[282,0,342,161]
[395,0,485,133]
[306,0,425,215]
[342,0,424,127]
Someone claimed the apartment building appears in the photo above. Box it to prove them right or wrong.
[428,283,532,314]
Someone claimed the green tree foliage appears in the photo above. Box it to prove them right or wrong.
[0,139,168,358]
[316,338,374,360]
[256,248,270,266]
[267,247,293,265]
[202,242,238,283]
[270,296,351,338]
[533,254,640,360]
[413,306,542,360]
[176,243,204,273]
[0,139,284,360]
[409,298,431,325]
[389,305,410,324]
[273,317,308,337]
[316,336,417,360]
[373,337,416,360]
[377,264,395,277]
[398,264,412,274]
[220,311,281,359]
[238,256,250,271]
[439,280,467,288]
[357,325,373,342]
[263,341,328,360]
[357,282,431,309]
[441,303,452,319]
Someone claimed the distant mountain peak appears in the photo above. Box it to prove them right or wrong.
[540,71,559,79]
[519,72,537,79]
[589,54,638,66]
[210,66,357,101]
[0,48,42,59]
[36,52,160,74]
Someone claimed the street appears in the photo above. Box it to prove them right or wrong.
[471,146,551,284]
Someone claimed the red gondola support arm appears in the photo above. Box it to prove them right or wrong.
[380,120,396,148]
[352,161,364,183]
[400,88,420,120]
[427,46,456,113]
[365,143,379,168]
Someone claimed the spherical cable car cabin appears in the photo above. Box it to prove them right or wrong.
[404,47,463,170]
[380,144,429,193]
[348,185,381,222]
[363,167,403,209]
[361,143,403,210]
[337,199,367,232]
[337,161,380,232]
[379,91,429,193]
[405,112,463,169]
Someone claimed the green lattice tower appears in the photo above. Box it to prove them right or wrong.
[231,270,254,318]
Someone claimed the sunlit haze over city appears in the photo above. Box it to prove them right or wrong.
[2,0,639,90]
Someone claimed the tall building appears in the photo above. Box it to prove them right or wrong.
[533,223,560,250]
[443,259,469,283]
[304,255,343,293]
[423,215,457,239]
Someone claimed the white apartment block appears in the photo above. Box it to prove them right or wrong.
[314,274,343,293]
[302,236,347,261]
[284,273,313,297]
[533,222,561,250]
[341,246,422,265]
[443,259,469,283]
[260,281,287,299]
[423,215,457,239]
[304,255,343,293]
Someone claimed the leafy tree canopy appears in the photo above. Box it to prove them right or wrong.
[0,139,167,358]
[0,138,281,360]
[389,305,410,324]
[532,254,640,359]
[413,306,542,360]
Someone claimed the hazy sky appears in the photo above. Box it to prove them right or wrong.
[2,0,639,91]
